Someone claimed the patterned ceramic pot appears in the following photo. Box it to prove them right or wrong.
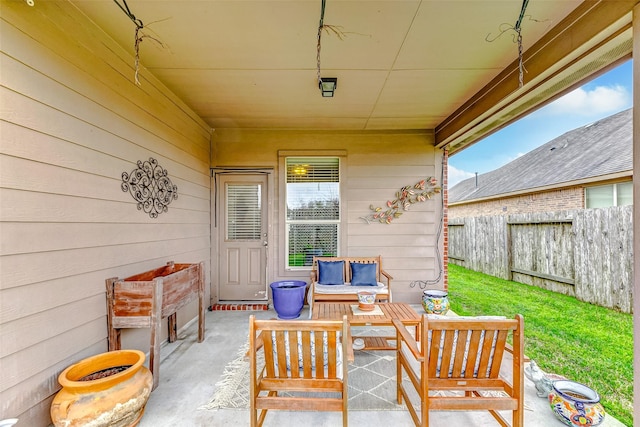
[422,290,449,315]
[357,290,376,311]
[51,350,153,427]
[548,380,606,427]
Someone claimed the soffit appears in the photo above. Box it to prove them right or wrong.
[70,0,631,150]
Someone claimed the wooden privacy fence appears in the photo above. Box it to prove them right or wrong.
[448,206,633,313]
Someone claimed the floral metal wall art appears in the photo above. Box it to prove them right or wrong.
[361,177,441,224]
[121,157,178,218]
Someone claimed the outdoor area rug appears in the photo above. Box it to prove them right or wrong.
[202,333,405,411]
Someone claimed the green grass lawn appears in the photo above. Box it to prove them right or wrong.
[448,263,633,427]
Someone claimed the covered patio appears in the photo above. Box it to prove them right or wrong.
[135,306,627,426]
[1,0,638,425]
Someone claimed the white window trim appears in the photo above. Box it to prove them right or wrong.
[585,182,633,208]
[278,150,347,276]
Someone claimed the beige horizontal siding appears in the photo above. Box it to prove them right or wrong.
[0,0,211,423]
[213,129,445,304]
[0,223,210,256]
[0,91,210,188]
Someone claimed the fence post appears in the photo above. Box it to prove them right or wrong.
[506,219,513,281]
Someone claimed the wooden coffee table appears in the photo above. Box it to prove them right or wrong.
[311,302,420,350]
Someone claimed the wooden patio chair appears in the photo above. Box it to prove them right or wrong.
[393,314,524,427]
[248,315,353,427]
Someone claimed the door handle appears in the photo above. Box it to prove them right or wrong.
[263,241,268,246]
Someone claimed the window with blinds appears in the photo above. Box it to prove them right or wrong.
[226,183,262,240]
[286,157,340,267]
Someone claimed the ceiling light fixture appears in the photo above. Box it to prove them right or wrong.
[293,165,309,176]
[319,78,338,97]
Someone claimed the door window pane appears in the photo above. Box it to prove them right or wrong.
[226,184,261,240]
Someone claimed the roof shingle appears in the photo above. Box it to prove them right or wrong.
[449,108,632,203]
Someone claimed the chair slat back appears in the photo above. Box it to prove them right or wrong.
[425,317,516,380]
[395,314,524,427]
[251,317,345,380]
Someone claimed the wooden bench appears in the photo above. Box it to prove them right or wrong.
[393,314,525,427]
[308,256,392,316]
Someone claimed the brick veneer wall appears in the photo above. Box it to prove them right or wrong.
[449,185,584,218]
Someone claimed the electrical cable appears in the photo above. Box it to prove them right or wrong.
[113,0,143,29]
[317,0,326,87]
[514,0,530,87]
[410,149,446,290]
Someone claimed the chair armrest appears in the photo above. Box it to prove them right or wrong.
[505,343,530,362]
[308,270,319,313]
[343,327,355,363]
[380,269,393,286]
[380,269,393,301]
[246,332,265,357]
[392,318,422,361]
[307,282,315,319]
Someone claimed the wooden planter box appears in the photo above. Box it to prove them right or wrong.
[106,261,205,389]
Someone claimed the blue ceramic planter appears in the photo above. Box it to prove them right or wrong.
[270,281,307,319]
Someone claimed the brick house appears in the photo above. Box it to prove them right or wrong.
[449,108,633,218]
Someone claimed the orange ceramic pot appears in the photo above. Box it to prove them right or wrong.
[50,350,153,427]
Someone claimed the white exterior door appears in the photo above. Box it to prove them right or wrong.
[217,174,268,301]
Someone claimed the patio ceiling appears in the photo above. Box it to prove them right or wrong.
[71,0,634,154]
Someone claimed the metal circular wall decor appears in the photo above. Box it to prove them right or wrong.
[121,157,178,218]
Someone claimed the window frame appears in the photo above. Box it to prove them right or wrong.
[585,181,633,208]
[278,150,347,273]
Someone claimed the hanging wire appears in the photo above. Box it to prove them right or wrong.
[485,0,532,88]
[134,27,144,85]
[316,0,351,89]
[113,0,143,29]
[516,28,524,88]
[113,0,145,85]
[113,0,166,86]
[514,0,529,88]
[317,0,326,87]
[514,0,530,32]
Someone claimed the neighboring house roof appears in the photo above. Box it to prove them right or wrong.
[449,108,633,204]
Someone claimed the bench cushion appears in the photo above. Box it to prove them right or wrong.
[314,282,388,295]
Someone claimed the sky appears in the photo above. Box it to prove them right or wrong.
[448,60,633,188]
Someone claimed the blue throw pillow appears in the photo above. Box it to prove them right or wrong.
[318,261,345,285]
[350,262,378,286]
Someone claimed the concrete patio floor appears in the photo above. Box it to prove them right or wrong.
[138,305,627,427]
